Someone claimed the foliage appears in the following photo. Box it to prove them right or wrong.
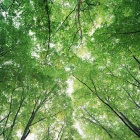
[0,0,140,139]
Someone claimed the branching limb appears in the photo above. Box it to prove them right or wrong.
[74,75,140,137]
[44,0,51,55]
[77,0,83,41]
[124,65,140,85]
[83,108,113,139]
[57,118,65,140]
[55,5,77,34]
[122,87,140,108]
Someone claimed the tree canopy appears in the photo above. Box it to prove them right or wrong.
[0,0,140,140]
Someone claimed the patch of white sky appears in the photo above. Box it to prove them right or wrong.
[0,0,7,17]
[16,130,37,140]
[89,12,115,36]
[3,60,13,65]
[0,0,4,3]
[16,130,22,138]
[2,60,20,67]
[29,30,56,59]
[72,40,95,63]
[65,67,71,72]
[30,0,34,7]
[72,111,86,138]
[12,10,23,28]
[29,30,41,59]
[31,44,41,59]
[61,1,73,8]
[1,0,35,28]
[29,30,35,36]
[26,133,37,140]
[1,8,23,28]
[88,17,102,36]
[66,77,86,138]
[1,11,8,19]
[66,77,74,97]
[74,121,86,138]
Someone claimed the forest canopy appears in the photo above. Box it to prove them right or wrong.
[0,0,140,140]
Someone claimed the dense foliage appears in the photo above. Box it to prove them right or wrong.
[0,0,140,140]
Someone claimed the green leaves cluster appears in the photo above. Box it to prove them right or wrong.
[0,0,140,139]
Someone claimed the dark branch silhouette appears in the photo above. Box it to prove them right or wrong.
[73,74,140,137]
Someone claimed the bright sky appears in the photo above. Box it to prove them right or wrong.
[66,78,74,97]
[26,133,36,140]
[74,122,86,138]
[16,130,36,140]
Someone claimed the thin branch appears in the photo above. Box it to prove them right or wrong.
[0,45,15,57]
[57,118,65,140]
[2,89,15,139]
[46,126,50,140]
[74,75,140,137]
[124,66,140,85]
[72,74,94,93]
[9,90,26,136]
[128,49,140,65]
[0,116,8,124]
[55,5,77,34]
[31,110,62,126]
[77,0,82,41]
[122,87,140,108]
[90,78,140,138]
[45,0,51,53]
[84,108,113,138]
[21,85,57,140]
[132,55,140,65]
[127,80,139,88]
